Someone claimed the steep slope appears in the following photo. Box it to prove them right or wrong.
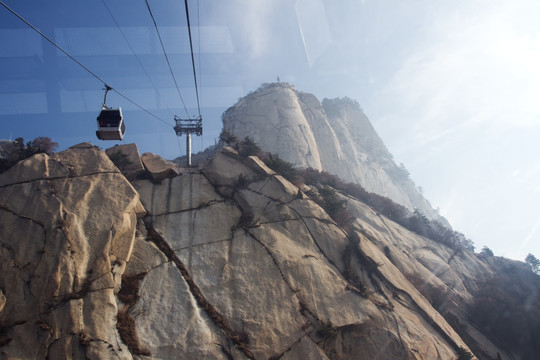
[222,83,445,224]
[0,144,471,359]
[130,146,469,359]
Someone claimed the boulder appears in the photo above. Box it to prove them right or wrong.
[0,143,144,359]
[141,152,180,182]
[106,143,145,180]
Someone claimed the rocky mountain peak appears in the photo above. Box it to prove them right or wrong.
[1,142,538,359]
[223,82,445,225]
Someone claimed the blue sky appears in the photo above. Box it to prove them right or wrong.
[1,0,539,262]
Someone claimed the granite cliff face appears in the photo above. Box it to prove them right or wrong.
[222,83,444,224]
[0,143,537,359]
[0,143,145,359]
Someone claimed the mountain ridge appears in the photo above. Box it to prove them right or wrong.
[1,141,538,359]
[222,82,446,226]
[1,85,539,360]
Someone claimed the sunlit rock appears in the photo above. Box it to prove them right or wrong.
[0,139,535,359]
[141,152,180,182]
[0,143,144,359]
[223,83,445,224]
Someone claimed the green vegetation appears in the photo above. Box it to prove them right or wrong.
[216,135,475,251]
[219,129,238,146]
[322,97,363,112]
[525,253,540,274]
[469,267,540,359]
[256,82,292,93]
[298,167,475,251]
[404,272,449,311]
[397,163,410,180]
[456,346,474,360]
[480,246,494,257]
[262,154,298,182]
[0,137,58,173]
[116,273,151,356]
[316,319,336,339]
[238,136,262,158]
[317,186,347,219]
[233,174,249,190]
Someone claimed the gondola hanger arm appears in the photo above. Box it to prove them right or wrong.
[102,84,113,109]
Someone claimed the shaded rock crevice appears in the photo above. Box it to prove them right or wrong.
[290,207,347,280]
[174,236,234,252]
[146,199,225,218]
[0,204,47,235]
[0,320,25,348]
[242,228,301,299]
[268,335,306,360]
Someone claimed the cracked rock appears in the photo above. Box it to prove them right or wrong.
[0,143,144,359]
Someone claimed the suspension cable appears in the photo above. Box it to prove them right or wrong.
[197,0,202,116]
[102,0,175,117]
[144,0,190,119]
[0,0,173,128]
[184,0,202,117]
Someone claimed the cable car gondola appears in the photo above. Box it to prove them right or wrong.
[96,85,126,141]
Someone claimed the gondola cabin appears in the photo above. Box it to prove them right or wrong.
[96,107,125,140]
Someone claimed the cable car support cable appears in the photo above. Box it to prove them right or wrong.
[102,0,175,118]
[144,0,190,119]
[184,0,201,117]
[0,0,173,128]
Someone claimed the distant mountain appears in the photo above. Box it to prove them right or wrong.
[222,82,447,225]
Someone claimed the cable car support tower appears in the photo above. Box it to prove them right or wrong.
[174,115,202,166]
[173,0,203,167]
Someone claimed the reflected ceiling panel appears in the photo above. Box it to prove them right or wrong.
[0,92,48,114]
[0,29,42,57]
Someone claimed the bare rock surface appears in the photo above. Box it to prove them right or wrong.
[2,143,531,360]
[340,192,515,359]
[130,148,472,359]
[0,143,144,359]
[141,152,180,182]
[222,83,445,224]
[106,143,145,180]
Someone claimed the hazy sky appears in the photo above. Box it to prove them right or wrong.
[1,0,539,261]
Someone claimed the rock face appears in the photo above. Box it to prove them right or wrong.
[1,143,537,359]
[222,83,444,224]
[130,147,468,360]
[0,143,145,359]
[106,143,145,180]
[140,152,180,182]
